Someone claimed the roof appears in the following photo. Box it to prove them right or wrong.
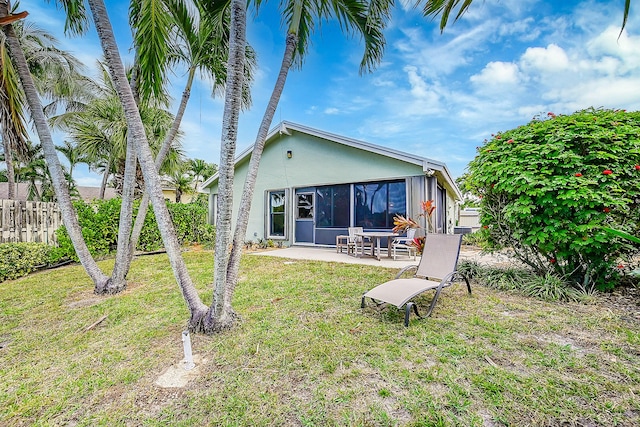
[201,121,462,199]
[0,182,117,201]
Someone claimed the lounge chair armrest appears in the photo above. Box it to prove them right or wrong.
[395,265,418,279]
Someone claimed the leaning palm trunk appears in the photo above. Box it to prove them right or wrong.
[225,32,297,308]
[87,0,208,324]
[107,58,141,293]
[124,67,197,277]
[1,1,111,288]
[201,0,247,333]
[104,131,136,293]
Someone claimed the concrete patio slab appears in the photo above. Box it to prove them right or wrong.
[247,245,512,269]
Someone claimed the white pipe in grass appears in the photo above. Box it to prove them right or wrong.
[181,330,195,370]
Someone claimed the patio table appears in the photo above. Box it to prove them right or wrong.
[355,231,399,261]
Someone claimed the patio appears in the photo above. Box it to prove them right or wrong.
[247,244,511,268]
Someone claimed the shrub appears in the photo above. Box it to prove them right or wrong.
[461,229,489,248]
[0,242,52,282]
[56,198,216,260]
[467,108,640,291]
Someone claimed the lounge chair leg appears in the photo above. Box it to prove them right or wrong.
[462,275,472,294]
[361,295,366,309]
[425,287,444,318]
[404,302,420,327]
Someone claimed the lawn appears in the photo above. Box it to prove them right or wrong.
[1,250,639,426]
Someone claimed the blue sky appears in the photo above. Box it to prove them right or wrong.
[25,0,640,185]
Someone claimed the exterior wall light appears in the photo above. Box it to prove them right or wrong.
[286,150,293,159]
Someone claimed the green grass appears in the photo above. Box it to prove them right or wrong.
[1,251,639,426]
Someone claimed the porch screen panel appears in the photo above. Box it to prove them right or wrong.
[315,185,349,228]
[355,180,406,229]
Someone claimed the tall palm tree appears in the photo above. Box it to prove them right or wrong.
[201,0,248,333]
[2,10,91,200]
[0,39,27,199]
[1,0,112,289]
[219,0,390,331]
[83,0,210,312]
[123,0,255,285]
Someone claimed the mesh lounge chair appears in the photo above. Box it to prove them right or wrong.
[361,233,471,327]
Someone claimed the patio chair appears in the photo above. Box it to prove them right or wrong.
[361,233,471,327]
[391,228,417,260]
[348,226,374,257]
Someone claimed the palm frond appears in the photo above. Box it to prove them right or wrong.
[420,0,475,32]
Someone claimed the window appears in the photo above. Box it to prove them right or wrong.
[268,190,286,237]
[315,184,349,228]
[297,193,313,219]
[354,180,406,229]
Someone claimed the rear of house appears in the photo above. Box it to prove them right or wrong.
[201,122,462,247]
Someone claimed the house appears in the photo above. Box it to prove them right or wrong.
[201,121,462,247]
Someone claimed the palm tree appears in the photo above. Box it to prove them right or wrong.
[167,166,194,203]
[82,0,210,310]
[55,140,85,187]
[204,0,248,333]
[217,0,390,331]
[1,11,32,199]
[2,10,91,200]
[123,0,255,286]
[55,63,185,198]
[187,158,215,192]
[1,0,112,289]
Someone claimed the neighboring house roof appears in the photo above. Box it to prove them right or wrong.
[0,182,117,201]
[201,121,462,199]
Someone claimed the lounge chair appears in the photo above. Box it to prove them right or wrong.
[361,233,471,327]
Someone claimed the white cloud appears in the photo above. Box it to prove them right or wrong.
[470,61,522,88]
[324,107,340,115]
[587,26,640,73]
[520,44,570,73]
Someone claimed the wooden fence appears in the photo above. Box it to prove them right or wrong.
[0,199,63,245]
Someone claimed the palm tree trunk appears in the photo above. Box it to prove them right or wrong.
[107,53,142,293]
[86,0,208,323]
[1,1,110,288]
[99,166,109,199]
[105,131,136,293]
[125,66,197,273]
[225,32,297,308]
[2,137,16,199]
[203,0,247,333]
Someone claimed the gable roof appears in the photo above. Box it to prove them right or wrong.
[201,121,462,199]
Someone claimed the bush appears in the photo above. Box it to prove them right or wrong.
[56,198,216,260]
[0,242,52,282]
[467,108,640,291]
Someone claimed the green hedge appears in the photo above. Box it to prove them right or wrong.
[55,198,215,261]
[0,242,53,282]
[0,199,215,282]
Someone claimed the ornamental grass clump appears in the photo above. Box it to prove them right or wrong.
[466,108,640,291]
